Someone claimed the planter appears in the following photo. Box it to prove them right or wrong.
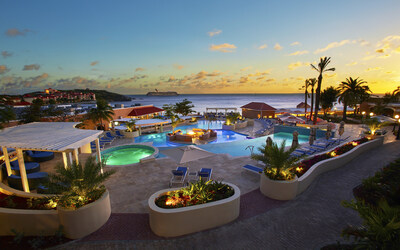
[148,182,240,237]
[121,130,139,138]
[57,190,111,239]
[260,174,298,200]
[0,207,59,236]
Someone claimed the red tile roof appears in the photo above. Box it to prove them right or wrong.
[127,106,164,116]
[11,101,31,106]
[240,102,276,111]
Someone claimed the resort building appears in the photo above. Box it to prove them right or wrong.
[241,102,277,119]
[124,105,164,120]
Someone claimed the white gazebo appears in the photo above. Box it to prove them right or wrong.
[0,122,104,192]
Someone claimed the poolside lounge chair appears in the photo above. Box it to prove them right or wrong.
[242,164,263,174]
[169,166,188,187]
[10,160,40,175]
[25,150,54,162]
[91,141,105,151]
[198,168,212,181]
[7,172,49,191]
[105,132,117,140]
[99,137,113,145]
[115,130,125,138]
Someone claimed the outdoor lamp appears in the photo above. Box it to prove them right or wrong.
[395,115,399,119]
[369,112,374,116]
[361,111,366,115]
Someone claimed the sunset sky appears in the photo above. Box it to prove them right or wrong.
[1,0,400,95]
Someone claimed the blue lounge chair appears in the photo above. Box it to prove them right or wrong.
[169,166,188,187]
[105,132,117,141]
[10,160,40,175]
[99,137,113,145]
[198,168,212,181]
[242,164,263,174]
[91,141,105,151]
[7,172,49,191]
[25,150,54,162]
[115,130,125,138]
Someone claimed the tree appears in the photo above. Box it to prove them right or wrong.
[174,99,194,116]
[320,86,339,117]
[310,57,335,124]
[0,104,16,128]
[299,79,310,114]
[162,104,181,133]
[337,77,371,121]
[307,78,317,122]
[226,112,241,125]
[87,99,114,130]
[20,99,44,124]
[251,140,298,180]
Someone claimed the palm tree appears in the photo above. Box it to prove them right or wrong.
[87,99,114,130]
[251,140,298,180]
[299,79,310,115]
[320,86,340,118]
[310,57,335,124]
[307,78,317,122]
[337,77,371,121]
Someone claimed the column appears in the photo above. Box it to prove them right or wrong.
[160,123,163,132]
[16,149,30,192]
[2,146,12,176]
[68,152,73,165]
[95,138,103,173]
[62,152,68,168]
[73,148,79,165]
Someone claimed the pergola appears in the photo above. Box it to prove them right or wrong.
[205,107,237,114]
[113,118,169,135]
[0,122,103,192]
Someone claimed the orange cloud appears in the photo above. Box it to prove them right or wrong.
[135,67,146,72]
[209,43,237,53]
[274,43,283,50]
[314,39,356,53]
[23,64,40,71]
[258,44,267,50]
[173,64,184,70]
[90,61,99,66]
[0,65,10,74]
[208,29,222,37]
[289,50,309,56]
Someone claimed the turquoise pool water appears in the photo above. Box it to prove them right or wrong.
[102,145,155,165]
[135,120,317,157]
[134,120,248,147]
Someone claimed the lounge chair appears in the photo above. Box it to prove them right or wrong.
[242,164,263,174]
[99,137,113,145]
[198,168,212,181]
[25,150,54,162]
[91,141,105,151]
[169,166,188,187]
[10,160,40,175]
[7,172,49,191]
[115,130,125,138]
[105,132,117,140]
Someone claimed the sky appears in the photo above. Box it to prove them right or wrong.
[1,0,400,95]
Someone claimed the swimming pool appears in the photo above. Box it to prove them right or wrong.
[134,120,248,147]
[102,145,157,166]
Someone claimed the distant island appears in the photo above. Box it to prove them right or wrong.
[146,91,179,96]
[73,89,131,102]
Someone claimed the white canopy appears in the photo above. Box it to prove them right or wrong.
[161,145,215,164]
[0,122,103,151]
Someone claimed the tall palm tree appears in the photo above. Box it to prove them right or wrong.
[299,79,310,115]
[320,86,340,117]
[307,78,317,122]
[337,77,371,121]
[310,57,335,124]
[87,99,115,130]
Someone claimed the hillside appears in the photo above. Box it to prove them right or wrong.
[72,89,131,102]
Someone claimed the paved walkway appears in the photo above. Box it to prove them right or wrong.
[56,132,400,250]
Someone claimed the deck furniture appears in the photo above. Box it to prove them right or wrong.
[25,150,55,162]
[169,166,188,187]
[10,160,40,175]
[7,172,49,191]
[242,164,263,174]
[198,168,212,181]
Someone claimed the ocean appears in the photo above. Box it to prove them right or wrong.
[110,94,306,113]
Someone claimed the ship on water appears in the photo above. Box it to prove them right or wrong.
[146,89,179,96]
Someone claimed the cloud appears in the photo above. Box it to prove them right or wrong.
[314,39,357,54]
[173,64,184,70]
[240,66,252,71]
[325,73,337,78]
[359,40,370,46]
[1,51,12,58]
[0,65,10,74]
[379,54,391,59]
[346,61,358,66]
[365,67,382,72]
[290,41,301,46]
[375,35,400,54]
[289,50,309,56]
[257,44,267,50]
[23,64,40,71]
[135,67,146,72]
[274,43,283,50]
[363,55,376,61]
[209,43,237,53]
[5,28,32,37]
[247,70,271,77]
[90,61,99,66]
[288,61,309,70]
[208,29,222,37]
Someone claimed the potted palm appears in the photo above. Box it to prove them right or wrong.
[122,119,139,138]
[364,118,388,139]
[44,157,115,239]
[251,140,299,200]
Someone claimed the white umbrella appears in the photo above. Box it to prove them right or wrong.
[309,128,316,145]
[291,130,299,149]
[161,145,215,164]
[339,121,345,137]
[281,115,305,124]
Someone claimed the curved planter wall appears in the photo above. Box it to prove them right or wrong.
[259,136,384,200]
[58,190,111,239]
[260,175,298,200]
[0,189,111,239]
[149,182,240,237]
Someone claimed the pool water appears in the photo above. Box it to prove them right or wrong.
[102,145,155,165]
[134,120,248,147]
